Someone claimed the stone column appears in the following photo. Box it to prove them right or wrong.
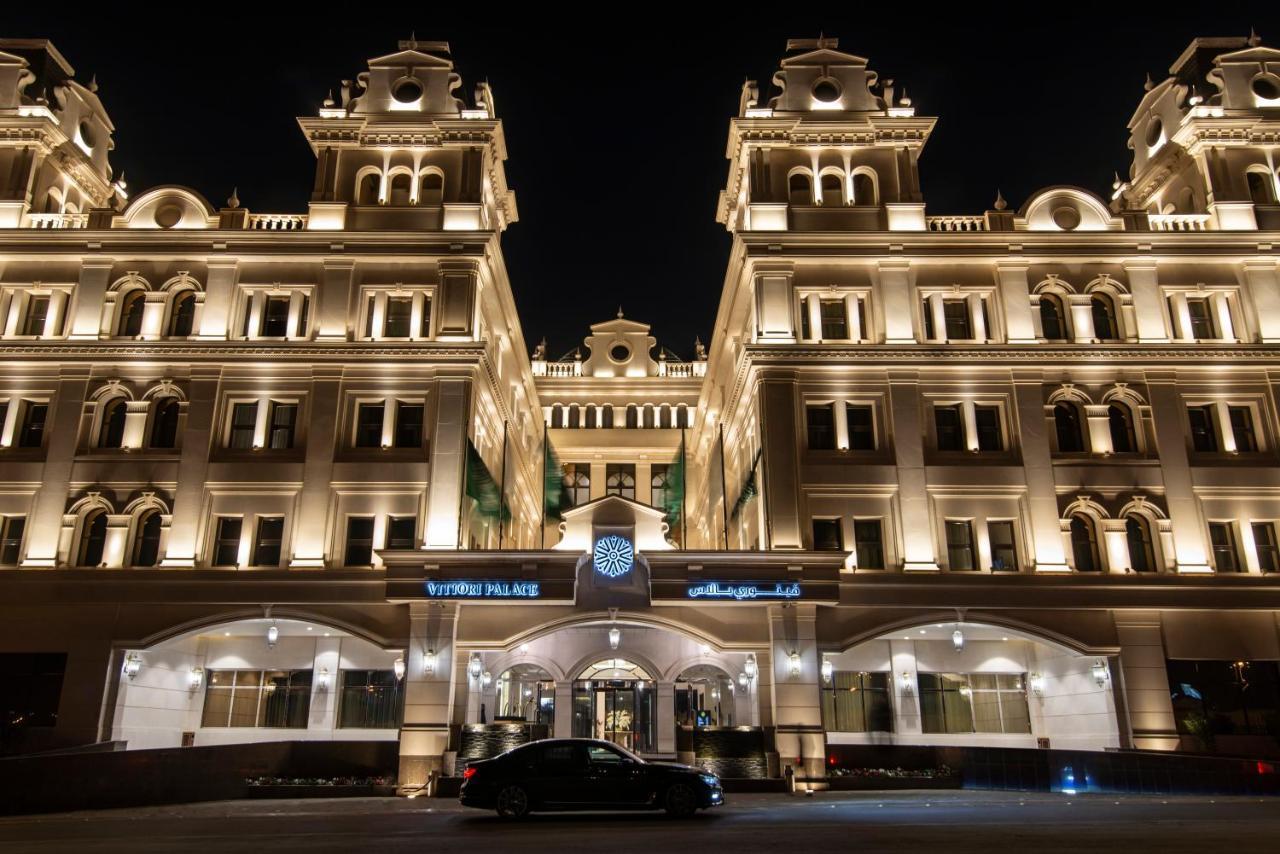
[1124,261,1167,342]
[1085,404,1113,455]
[877,260,914,343]
[20,369,89,566]
[308,636,342,732]
[425,378,470,548]
[160,368,220,567]
[889,640,921,735]
[399,602,460,790]
[806,294,822,342]
[768,604,825,787]
[198,259,238,339]
[553,682,573,738]
[290,368,342,568]
[1013,373,1069,571]
[1243,261,1280,342]
[656,681,676,753]
[1069,295,1096,342]
[889,372,937,570]
[1113,611,1179,751]
[997,261,1035,343]
[759,377,803,549]
[68,259,114,339]
[1145,373,1210,571]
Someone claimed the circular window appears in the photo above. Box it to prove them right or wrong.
[593,535,635,578]
[1252,74,1280,101]
[391,77,424,104]
[1051,206,1081,231]
[1145,116,1163,148]
[609,343,630,362]
[78,120,96,149]
[154,204,183,229]
[811,77,842,104]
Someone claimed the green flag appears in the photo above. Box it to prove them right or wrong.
[543,437,569,521]
[465,439,510,522]
[664,437,685,528]
[730,449,762,521]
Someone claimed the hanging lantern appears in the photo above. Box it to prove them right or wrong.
[423,649,437,675]
[393,656,406,681]
[738,672,748,688]
[1092,659,1109,686]
[188,667,204,691]
[266,622,279,649]
[788,650,802,677]
[744,654,757,680]
[820,657,834,684]
[608,626,621,650]
[468,653,483,680]
[951,628,965,652]
[122,652,142,680]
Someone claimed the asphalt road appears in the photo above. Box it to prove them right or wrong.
[0,790,1276,853]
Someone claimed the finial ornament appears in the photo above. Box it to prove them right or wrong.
[227,187,240,209]
[694,336,707,360]
[88,74,98,93]
[1144,72,1154,92]
[617,306,624,319]
[1248,28,1261,47]
[993,189,1007,211]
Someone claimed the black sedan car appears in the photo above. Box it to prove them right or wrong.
[459,738,724,818]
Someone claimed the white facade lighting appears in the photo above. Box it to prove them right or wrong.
[608,626,621,650]
[820,657,834,684]
[899,671,914,693]
[468,653,483,680]
[123,652,141,680]
[1092,660,1110,687]
[423,649,437,675]
[744,654,757,680]
[481,670,492,687]
[393,656,406,681]
[188,667,204,691]
[788,650,802,678]
[952,628,965,652]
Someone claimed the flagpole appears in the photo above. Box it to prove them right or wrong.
[497,420,509,550]
[456,436,468,550]
[540,421,548,550]
[719,422,729,550]
[680,428,687,549]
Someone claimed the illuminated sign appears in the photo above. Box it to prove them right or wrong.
[424,580,540,599]
[687,581,802,601]
[593,535,635,578]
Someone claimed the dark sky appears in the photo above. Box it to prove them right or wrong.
[6,12,1272,358]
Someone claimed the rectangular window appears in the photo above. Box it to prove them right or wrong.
[386,516,416,550]
[338,669,403,729]
[846,405,875,451]
[17,402,47,448]
[1253,522,1280,573]
[1209,522,1240,572]
[384,297,412,338]
[946,520,976,570]
[212,517,242,567]
[812,518,843,551]
[355,403,385,448]
[988,520,1017,571]
[934,405,963,452]
[563,463,591,506]
[228,402,258,450]
[22,296,49,336]
[921,300,935,340]
[344,517,375,566]
[819,300,848,339]
[0,517,25,565]
[853,519,884,569]
[974,405,1002,452]
[419,296,433,338]
[1167,659,1280,738]
[267,402,297,450]
[919,672,1030,734]
[0,652,67,729]
[259,296,290,337]
[394,403,424,448]
[943,299,972,340]
[821,671,893,733]
[251,517,284,567]
[1188,405,1218,453]
[605,463,636,499]
[806,404,836,451]
[1228,406,1258,452]
[1186,297,1215,339]
[201,669,312,729]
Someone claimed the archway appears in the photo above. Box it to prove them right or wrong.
[111,616,403,751]
[675,663,737,727]
[574,658,656,753]
[493,663,555,727]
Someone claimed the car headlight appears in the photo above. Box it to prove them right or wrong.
[700,773,720,786]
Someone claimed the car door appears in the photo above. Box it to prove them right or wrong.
[531,742,591,808]
[585,742,648,805]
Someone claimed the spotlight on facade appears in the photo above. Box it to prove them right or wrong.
[423,649,437,675]
[1092,659,1110,687]
[820,657,834,684]
[188,667,203,691]
[608,626,621,650]
[393,656,406,681]
[317,667,330,690]
[788,650,802,678]
[744,654,757,680]
[123,652,141,680]
[267,622,279,649]
[468,653,483,680]
[951,628,965,652]
[1029,672,1046,696]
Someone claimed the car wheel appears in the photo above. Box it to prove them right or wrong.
[495,785,530,819]
[663,783,697,818]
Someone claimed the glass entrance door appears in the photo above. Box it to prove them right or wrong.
[572,679,656,753]
[596,684,638,750]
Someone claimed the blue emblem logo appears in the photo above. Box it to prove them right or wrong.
[593,535,634,578]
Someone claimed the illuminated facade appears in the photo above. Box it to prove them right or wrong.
[2,34,1280,787]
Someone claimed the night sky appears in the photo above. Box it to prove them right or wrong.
[5,12,1270,358]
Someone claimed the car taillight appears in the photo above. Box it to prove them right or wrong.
[462,766,478,780]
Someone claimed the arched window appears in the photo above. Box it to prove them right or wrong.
[1125,515,1156,572]
[852,171,877,205]
[601,406,614,428]
[117,291,145,337]
[150,397,180,449]
[98,398,128,449]
[1247,170,1277,205]
[820,173,843,206]
[1070,515,1100,572]
[626,404,638,429]
[356,173,380,205]
[388,173,412,206]
[605,465,635,499]
[77,509,107,567]
[584,406,597,429]
[131,510,162,567]
[1108,403,1137,453]
[1039,294,1068,340]
[1090,293,1119,340]
[1053,403,1085,453]
[788,172,812,206]
[168,291,196,337]
[419,171,443,206]
[567,405,580,429]
[643,405,656,429]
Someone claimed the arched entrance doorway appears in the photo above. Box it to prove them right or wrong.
[572,658,656,752]
[493,663,555,727]
[675,664,736,727]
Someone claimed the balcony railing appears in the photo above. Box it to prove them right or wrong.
[926,215,987,233]
[1149,213,1211,232]
[247,214,309,231]
[26,212,88,229]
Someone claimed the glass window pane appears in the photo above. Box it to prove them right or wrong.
[812,519,842,551]
[806,404,835,450]
[394,404,424,448]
